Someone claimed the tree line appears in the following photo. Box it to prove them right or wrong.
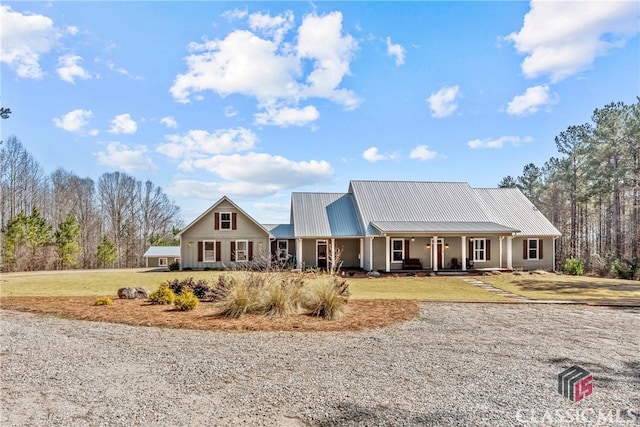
[500,99,640,278]
[1,136,182,271]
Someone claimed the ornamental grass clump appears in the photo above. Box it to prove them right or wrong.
[149,284,176,305]
[263,275,304,317]
[303,277,350,320]
[216,275,265,318]
[94,297,113,306]
[174,287,199,311]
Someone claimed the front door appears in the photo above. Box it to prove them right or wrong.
[317,240,328,268]
[437,241,444,269]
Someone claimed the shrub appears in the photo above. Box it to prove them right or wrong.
[168,260,180,271]
[303,277,350,320]
[174,288,199,311]
[166,277,212,300]
[94,297,113,306]
[611,258,640,280]
[149,284,176,305]
[563,257,584,276]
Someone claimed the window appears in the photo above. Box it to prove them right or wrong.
[158,257,168,266]
[235,240,248,262]
[528,239,539,260]
[277,240,288,260]
[391,239,404,263]
[474,238,486,262]
[220,212,232,230]
[203,240,216,262]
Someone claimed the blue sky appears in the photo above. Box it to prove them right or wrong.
[2,1,639,224]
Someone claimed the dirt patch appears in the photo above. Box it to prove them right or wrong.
[0,297,418,332]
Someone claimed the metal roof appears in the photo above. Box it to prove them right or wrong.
[143,246,180,257]
[349,181,496,235]
[473,188,561,236]
[262,224,295,239]
[291,192,364,237]
[370,221,519,234]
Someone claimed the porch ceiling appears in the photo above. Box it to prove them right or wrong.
[370,221,519,234]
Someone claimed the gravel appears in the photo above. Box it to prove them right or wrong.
[1,303,639,426]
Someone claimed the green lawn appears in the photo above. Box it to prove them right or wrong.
[482,273,640,301]
[0,269,508,301]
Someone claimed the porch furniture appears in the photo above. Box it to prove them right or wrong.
[450,258,460,269]
[402,258,423,270]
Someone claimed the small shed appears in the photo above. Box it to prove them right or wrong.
[143,246,180,268]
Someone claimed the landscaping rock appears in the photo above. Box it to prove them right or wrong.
[367,270,381,278]
[117,287,150,299]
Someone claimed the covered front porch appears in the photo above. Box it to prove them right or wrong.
[367,221,520,273]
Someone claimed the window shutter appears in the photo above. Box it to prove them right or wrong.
[468,240,474,262]
[523,240,528,259]
[214,212,220,230]
[232,213,237,230]
[249,241,254,260]
[539,239,543,259]
[486,239,491,261]
[404,239,410,259]
[216,241,221,261]
[197,241,203,262]
[231,241,236,261]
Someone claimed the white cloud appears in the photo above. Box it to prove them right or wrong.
[66,26,79,36]
[167,152,334,199]
[96,142,158,172]
[105,61,142,80]
[53,109,93,132]
[506,85,556,116]
[427,85,460,118]
[386,37,405,66]
[362,146,397,162]
[467,136,532,149]
[167,180,282,199]
[221,8,248,21]
[254,105,319,127]
[507,1,639,82]
[181,152,333,186]
[248,10,294,45]
[0,5,61,79]
[409,145,437,160]
[56,54,91,83]
[157,127,257,159]
[224,106,238,117]
[109,113,137,134]
[170,11,360,120]
[160,116,178,128]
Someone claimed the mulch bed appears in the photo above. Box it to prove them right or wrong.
[0,297,419,332]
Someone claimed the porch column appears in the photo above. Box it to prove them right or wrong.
[506,236,513,270]
[499,236,504,269]
[359,238,364,269]
[331,238,335,271]
[461,236,467,271]
[385,235,390,272]
[368,236,374,271]
[432,235,438,272]
[296,238,303,269]
[552,237,557,271]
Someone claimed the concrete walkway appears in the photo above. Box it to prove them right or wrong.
[461,277,532,302]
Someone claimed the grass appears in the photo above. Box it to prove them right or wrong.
[348,276,509,301]
[482,273,640,301]
[0,269,509,301]
[0,269,223,297]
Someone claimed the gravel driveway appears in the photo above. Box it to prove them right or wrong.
[1,303,639,426]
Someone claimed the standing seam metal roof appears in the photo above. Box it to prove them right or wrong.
[291,192,364,237]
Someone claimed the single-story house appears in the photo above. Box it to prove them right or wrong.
[143,246,180,268]
[177,180,561,272]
